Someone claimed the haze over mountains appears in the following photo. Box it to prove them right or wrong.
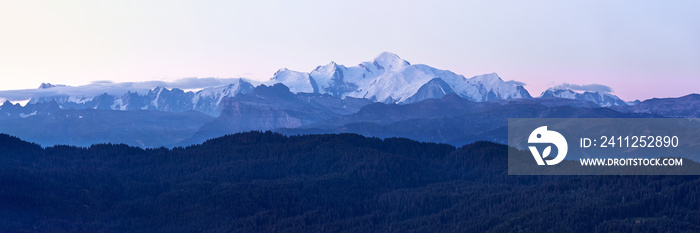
[0,52,697,147]
[28,79,255,117]
[5,52,619,114]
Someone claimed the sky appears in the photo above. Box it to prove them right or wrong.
[0,0,698,101]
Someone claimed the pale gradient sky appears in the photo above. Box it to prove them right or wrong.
[1,0,698,101]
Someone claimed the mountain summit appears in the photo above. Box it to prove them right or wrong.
[268,52,531,103]
[540,88,627,107]
[371,52,411,71]
[28,79,256,116]
[38,83,65,89]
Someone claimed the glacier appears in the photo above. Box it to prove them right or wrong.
[267,52,532,104]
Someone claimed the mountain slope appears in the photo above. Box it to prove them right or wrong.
[280,95,652,146]
[27,79,256,116]
[20,53,531,114]
[181,84,372,146]
[268,52,531,103]
[613,94,700,118]
[540,89,628,107]
[403,78,455,103]
[0,103,213,147]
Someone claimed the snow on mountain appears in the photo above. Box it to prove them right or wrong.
[540,89,628,107]
[268,68,317,94]
[68,96,94,104]
[27,79,256,116]
[21,53,532,115]
[308,62,359,97]
[191,79,255,115]
[371,52,411,71]
[38,83,66,89]
[268,52,531,103]
[0,100,61,120]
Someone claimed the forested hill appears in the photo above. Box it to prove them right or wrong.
[1,132,699,232]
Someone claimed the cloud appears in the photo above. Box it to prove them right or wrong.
[0,78,252,101]
[551,83,613,93]
[90,80,114,84]
[506,80,526,86]
[166,77,244,89]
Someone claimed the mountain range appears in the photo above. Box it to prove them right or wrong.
[0,101,213,148]
[3,83,693,148]
[540,88,628,107]
[269,52,531,103]
[0,52,697,148]
[18,53,624,117]
[29,79,255,117]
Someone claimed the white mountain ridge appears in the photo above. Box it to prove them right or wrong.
[17,52,629,116]
[28,79,255,116]
[540,88,628,107]
[266,52,531,103]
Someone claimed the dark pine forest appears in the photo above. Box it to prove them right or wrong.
[1,132,699,232]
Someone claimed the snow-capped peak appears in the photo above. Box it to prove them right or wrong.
[469,73,502,83]
[540,88,627,107]
[38,83,65,89]
[542,88,578,99]
[151,86,167,92]
[21,79,257,117]
[269,68,317,93]
[313,61,339,73]
[21,53,537,116]
[265,53,531,103]
[372,52,410,71]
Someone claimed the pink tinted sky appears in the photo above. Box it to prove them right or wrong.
[0,0,698,101]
